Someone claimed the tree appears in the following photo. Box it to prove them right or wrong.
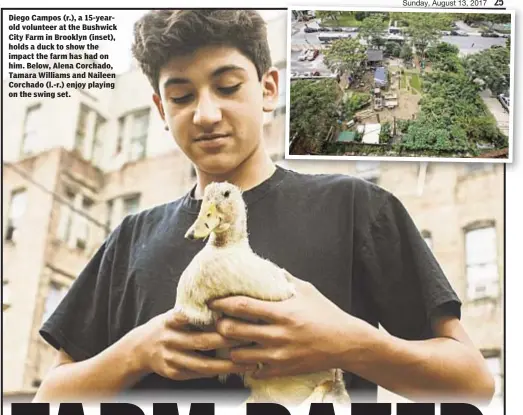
[316,11,338,23]
[345,92,371,118]
[323,37,367,79]
[426,42,462,73]
[290,79,341,153]
[399,44,413,61]
[426,42,460,61]
[358,13,388,46]
[402,13,453,60]
[463,45,510,95]
[354,12,370,21]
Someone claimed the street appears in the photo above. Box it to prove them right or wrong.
[291,50,331,75]
[290,24,507,77]
[291,17,507,55]
[441,35,506,56]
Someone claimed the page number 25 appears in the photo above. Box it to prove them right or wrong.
[494,0,504,5]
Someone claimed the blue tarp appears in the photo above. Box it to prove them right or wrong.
[374,67,387,86]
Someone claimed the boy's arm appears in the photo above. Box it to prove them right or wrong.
[209,278,495,403]
[34,310,254,402]
[33,336,145,402]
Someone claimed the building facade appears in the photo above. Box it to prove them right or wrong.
[2,11,503,405]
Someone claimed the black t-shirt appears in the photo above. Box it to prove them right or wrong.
[40,166,461,402]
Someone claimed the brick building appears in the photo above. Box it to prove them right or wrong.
[2,11,503,405]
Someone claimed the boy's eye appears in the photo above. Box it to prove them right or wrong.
[218,84,241,95]
[171,94,193,104]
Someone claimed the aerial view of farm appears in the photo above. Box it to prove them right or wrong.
[289,10,512,160]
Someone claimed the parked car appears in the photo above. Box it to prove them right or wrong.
[440,30,451,36]
[317,26,331,32]
[307,49,320,61]
[498,93,510,111]
[331,27,343,32]
[451,30,468,36]
[481,31,500,37]
[501,33,510,38]
[304,27,318,33]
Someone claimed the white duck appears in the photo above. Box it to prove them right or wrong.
[174,182,350,405]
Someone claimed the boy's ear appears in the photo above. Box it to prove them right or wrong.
[262,67,279,113]
[153,93,166,122]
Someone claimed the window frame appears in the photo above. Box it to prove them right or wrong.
[21,104,42,157]
[5,188,28,243]
[463,221,499,301]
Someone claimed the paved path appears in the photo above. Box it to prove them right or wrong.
[480,90,510,136]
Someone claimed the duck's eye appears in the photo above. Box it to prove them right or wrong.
[207,212,211,217]
[223,191,230,198]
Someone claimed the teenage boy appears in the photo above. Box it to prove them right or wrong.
[35,10,494,404]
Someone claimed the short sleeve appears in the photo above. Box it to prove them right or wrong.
[356,192,462,341]
[39,236,116,362]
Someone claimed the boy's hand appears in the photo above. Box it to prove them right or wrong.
[134,309,256,380]
[208,273,371,379]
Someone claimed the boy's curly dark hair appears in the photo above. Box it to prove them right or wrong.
[131,9,273,95]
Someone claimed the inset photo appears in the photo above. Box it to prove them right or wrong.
[287,8,514,162]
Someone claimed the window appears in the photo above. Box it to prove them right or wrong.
[5,189,27,243]
[76,197,94,250]
[483,350,503,399]
[421,230,432,250]
[116,117,125,154]
[90,114,105,167]
[41,281,68,325]
[123,195,141,216]
[129,110,149,161]
[74,104,90,155]
[106,199,114,230]
[3,280,11,311]
[57,187,75,242]
[465,225,499,300]
[21,105,41,156]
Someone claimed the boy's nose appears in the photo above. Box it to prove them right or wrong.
[193,95,222,126]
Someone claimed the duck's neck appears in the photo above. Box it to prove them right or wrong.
[210,216,248,248]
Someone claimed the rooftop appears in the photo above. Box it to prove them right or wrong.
[367,49,384,62]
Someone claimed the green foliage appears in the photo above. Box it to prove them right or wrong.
[345,92,371,117]
[400,67,504,153]
[397,119,412,134]
[290,79,341,153]
[426,42,460,61]
[354,12,370,21]
[400,44,413,61]
[385,42,402,58]
[433,55,463,73]
[315,11,338,22]
[426,43,462,73]
[410,74,422,91]
[323,37,367,77]
[359,14,388,46]
[463,13,511,25]
[380,122,392,143]
[401,121,474,153]
[463,44,511,95]
[402,13,452,59]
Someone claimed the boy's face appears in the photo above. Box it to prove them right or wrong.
[153,46,278,176]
